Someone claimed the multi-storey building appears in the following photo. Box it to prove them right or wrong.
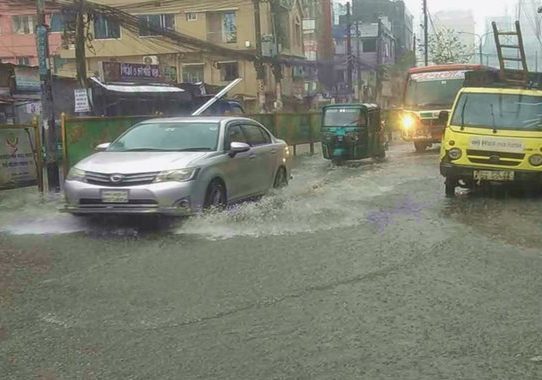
[333,17,396,105]
[352,0,414,59]
[0,2,63,70]
[55,0,306,109]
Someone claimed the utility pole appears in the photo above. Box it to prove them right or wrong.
[36,0,60,192]
[423,0,428,66]
[413,35,417,67]
[75,0,87,89]
[253,0,266,112]
[346,2,353,99]
[270,1,283,111]
[318,0,334,91]
[376,19,383,106]
[356,20,362,102]
[478,36,483,65]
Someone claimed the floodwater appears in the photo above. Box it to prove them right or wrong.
[1,142,542,379]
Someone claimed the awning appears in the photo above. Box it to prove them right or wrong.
[90,77,185,94]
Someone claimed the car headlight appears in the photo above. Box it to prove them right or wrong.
[529,154,542,166]
[401,114,417,130]
[66,167,86,182]
[448,148,462,160]
[154,168,198,183]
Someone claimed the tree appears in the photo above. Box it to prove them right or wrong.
[422,28,471,64]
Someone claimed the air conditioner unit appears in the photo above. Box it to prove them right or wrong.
[143,55,159,65]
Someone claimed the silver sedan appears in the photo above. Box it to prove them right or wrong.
[63,117,291,215]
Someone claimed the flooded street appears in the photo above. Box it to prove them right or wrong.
[2,142,542,379]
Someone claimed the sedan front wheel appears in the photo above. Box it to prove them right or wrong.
[204,180,227,209]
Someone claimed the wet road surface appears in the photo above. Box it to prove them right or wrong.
[1,142,542,379]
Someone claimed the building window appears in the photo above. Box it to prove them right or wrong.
[17,57,31,65]
[94,15,120,39]
[363,39,377,53]
[50,13,65,33]
[12,15,36,34]
[186,13,197,22]
[182,64,204,83]
[138,14,175,36]
[222,12,237,43]
[294,16,302,48]
[219,62,239,81]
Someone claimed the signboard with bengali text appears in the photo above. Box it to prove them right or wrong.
[410,70,467,82]
[0,128,37,189]
[100,62,176,83]
[14,67,41,92]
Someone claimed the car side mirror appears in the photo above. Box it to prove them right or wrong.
[229,142,250,157]
[438,111,450,126]
[95,142,111,152]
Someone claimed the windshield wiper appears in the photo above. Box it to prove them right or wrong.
[176,147,214,152]
[121,148,175,152]
[460,98,467,131]
[490,104,497,134]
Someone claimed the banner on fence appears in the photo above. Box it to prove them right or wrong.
[62,115,150,172]
[0,127,37,190]
[62,112,322,171]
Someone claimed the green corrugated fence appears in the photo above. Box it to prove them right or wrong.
[61,112,322,172]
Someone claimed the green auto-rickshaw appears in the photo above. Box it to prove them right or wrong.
[321,103,386,163]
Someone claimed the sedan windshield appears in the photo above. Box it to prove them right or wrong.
[451,93,542,131]
[108,122,220,152]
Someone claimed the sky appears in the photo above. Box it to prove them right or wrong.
[403,0,523,34]
[337,0,531,34]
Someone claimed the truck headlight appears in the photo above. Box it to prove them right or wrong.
[529,154,542,166]
[448,148,462,160]
[402,114,417,130]
[66,167,86,182]
[154,168,198,183]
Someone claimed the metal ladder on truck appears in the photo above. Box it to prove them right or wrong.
[492,21,529,86]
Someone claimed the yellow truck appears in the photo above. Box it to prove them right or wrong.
[440,86,542,196]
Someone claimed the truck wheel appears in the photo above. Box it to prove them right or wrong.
[414,142,427,152]
[445,178,457,197]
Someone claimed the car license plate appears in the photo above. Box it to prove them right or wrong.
[101,190,129,203]
[473,170,515,181]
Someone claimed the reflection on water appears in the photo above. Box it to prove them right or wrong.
[441,186,542,249]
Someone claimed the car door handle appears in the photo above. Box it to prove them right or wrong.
[249,154,257,159]
[270,149,277,155]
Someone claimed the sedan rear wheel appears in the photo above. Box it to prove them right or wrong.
[204,180,227,209]
[273,167,288,188]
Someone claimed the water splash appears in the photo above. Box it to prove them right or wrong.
[0,188,87,235]
[177,168,395,240]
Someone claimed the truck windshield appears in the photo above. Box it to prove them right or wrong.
[324,108,366,126]
[404,71,466,109]
[451,93,542,131]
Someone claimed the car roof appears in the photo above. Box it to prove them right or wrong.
[138,116,255,124]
